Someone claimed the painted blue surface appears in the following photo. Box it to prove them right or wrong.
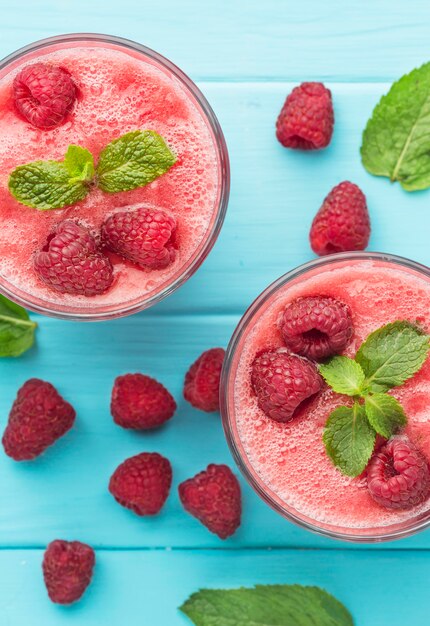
[2,1,430,623]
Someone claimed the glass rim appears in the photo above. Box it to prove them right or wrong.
[220,251,430,543]
[0,33,230,321]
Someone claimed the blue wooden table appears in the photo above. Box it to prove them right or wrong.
[2,1,430,624]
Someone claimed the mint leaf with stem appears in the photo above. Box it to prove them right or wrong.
[96,130,176,193]
[180,584,354,626]
[356,321,430,393]
[320,356,365,396]
[361,62,430,191]
[364,393,407,439]
[8,145,94,210]
[0,295,37,357]
[323,403,376,477]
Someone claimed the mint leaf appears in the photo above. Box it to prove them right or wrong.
[9,154,92,211]
[64,145,94,182]
[364,393,407,439]
[0,295,36,357]
[361,62,430,191]
[323,404,376,477]
[356,321,430,393]
[320,356,365,396]
[180,584,353,626]
[97,130,176,193]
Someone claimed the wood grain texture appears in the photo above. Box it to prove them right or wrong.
[1,548,430,625]
[2,0,430,623]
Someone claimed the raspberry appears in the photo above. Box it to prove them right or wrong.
[276,82,334,150]
[111,373,176,430]
[34,220,113,296]
[251,348,323,423]
[101,206,177,270]
[310,181,370,256]
[42,540,95,605]
[367,437,430,510]
[2,379,76,461]
[13,63,76,130]
[178,464,241,539]
[184,348,225,412]
[280,296,353,361]
[109,452,172,516]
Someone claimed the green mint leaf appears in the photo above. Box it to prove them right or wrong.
[96,130,176,193]
[180,584,354,626]
[9,151,92,211]
[364,393,407,439]
[356,321,430,393]
[361,62,430,191]
[0,295,36,357]
[323,404,376,477]
[320,356,365,396]
[64,145,94,183]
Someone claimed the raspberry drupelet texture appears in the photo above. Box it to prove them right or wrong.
[179,464,241,539]
[276,82,334,150]
[367,437,430,510]
[310,181,371,256]
[280,296,353,361]
[109,452,172,516]
[34,220,113,296]
[251,348,323,423]
[2,379,76,461]
[111,373,176,430]
[42,540,95,605]
[13,63,76,129]
[184,348,225,412]
[101,206,177,270]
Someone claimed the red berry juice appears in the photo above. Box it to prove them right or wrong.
[0,35,227,318]
[223,255,430,539]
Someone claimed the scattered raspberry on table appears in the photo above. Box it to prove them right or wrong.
[309,181,371,256]
[2,378,76,461]
[276,82,334,150]
[184,348,225,412]
[42,540,95,605]
[179,463,241,539]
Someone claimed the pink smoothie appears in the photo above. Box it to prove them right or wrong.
[229,258,430,535]
[0,38,222,315]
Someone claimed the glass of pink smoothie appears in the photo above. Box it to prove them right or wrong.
[0,34,229,320]
[221,252,430,542]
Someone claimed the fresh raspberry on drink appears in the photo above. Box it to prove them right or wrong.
[179,464,241,539]
[34,220,114,296]
[109,452,172,516]
[184,348,225,412]
[280,295,353,361]
[2,379,76,461]
[276,82,334,150]
[101,206,177,270]
[42,540,95,605]
[310,181,370,256]
[111,373,176,430]
[251,348,323,423]
[13,63,76,129]
[367,437,430,510]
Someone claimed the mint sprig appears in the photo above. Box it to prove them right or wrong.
[361,62,430,191]
[0,295,37,357]
[180,584,354,626]
[8,130,176,211]
[322,321,430,477]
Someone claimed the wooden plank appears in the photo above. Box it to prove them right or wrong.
[0,548,429,625]
[2,314,430,550]
[1,1,430,81]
